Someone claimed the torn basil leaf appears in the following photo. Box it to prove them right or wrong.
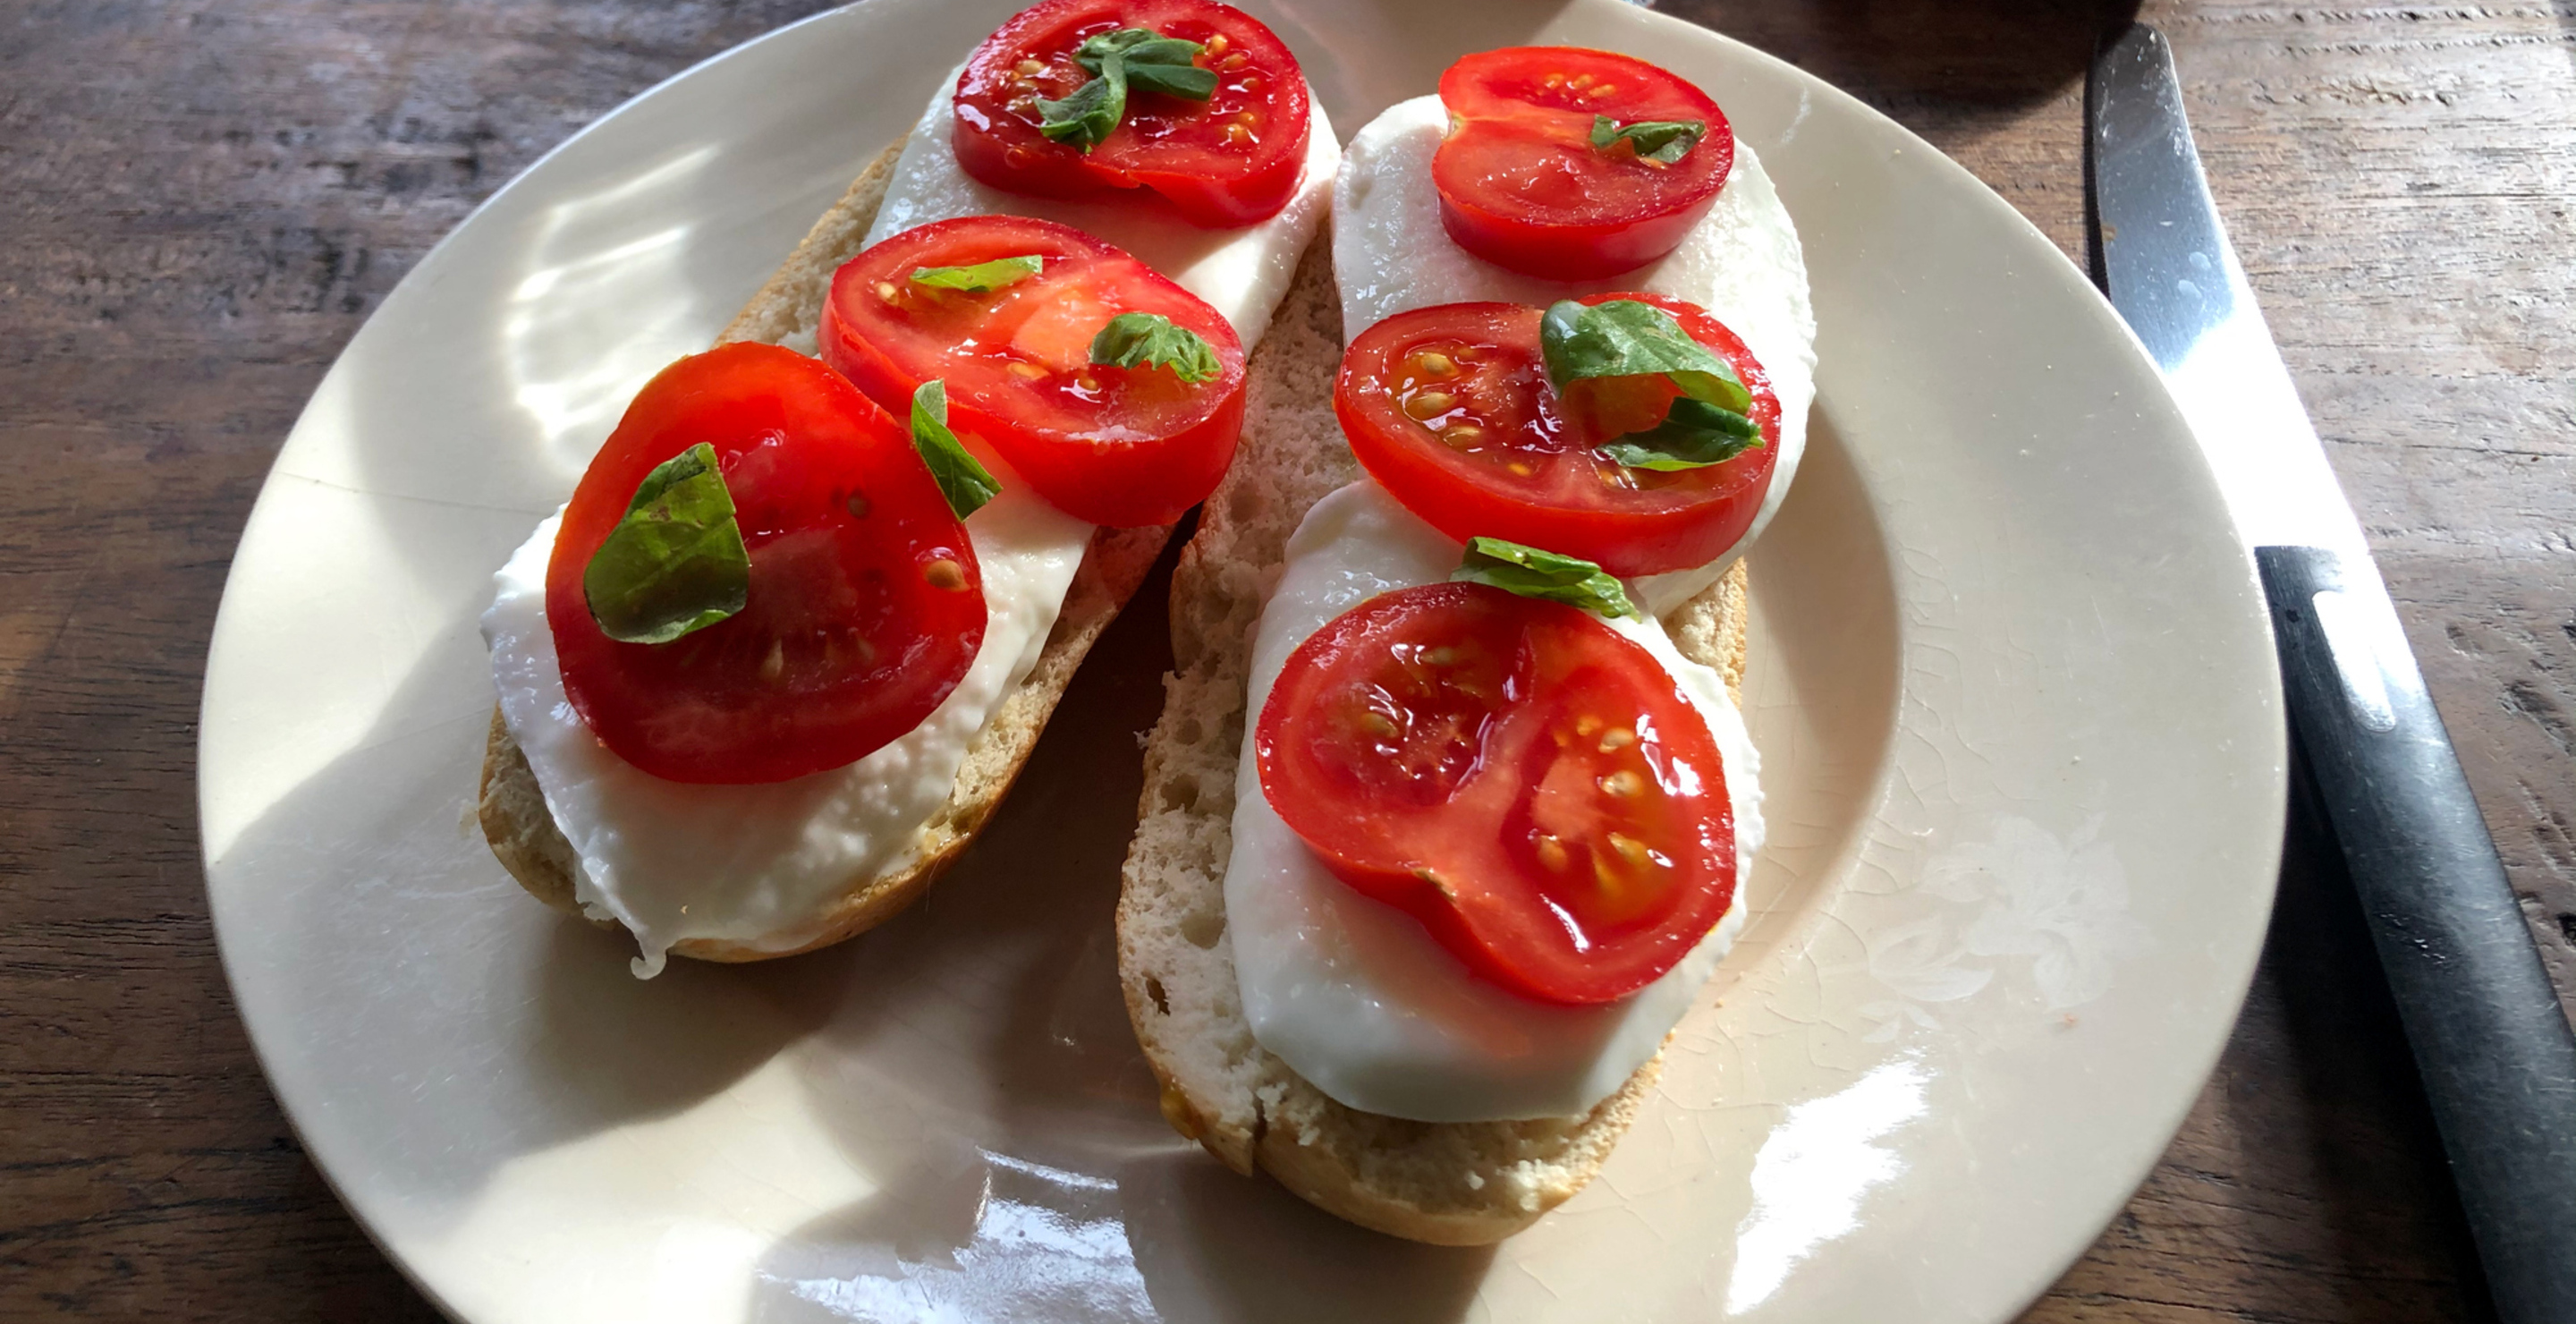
[1038,60,1126,150]
[1076,28,1216,100]
[910,254,1044,293]
[582,442,750,645]
[1041,26,1214,151]
[1451,537,1640,620]
[1540,300,1750,412]
[910,380,1001,521]
[1539,299,1763,471]
[1594,397,1764,471]
[1089,311,1221,384]
[1589,115,1707,166]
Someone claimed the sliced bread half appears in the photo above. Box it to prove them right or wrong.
[478,140,1172,963]
[1114,234,1751,1244]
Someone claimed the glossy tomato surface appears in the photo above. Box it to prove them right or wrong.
[1256,582,1737,1005]
[953,0,1312,226]
[1434,47,1733,278]
[547,344,986,785]
[1335,293,1780,577]
[820,215,1246,528]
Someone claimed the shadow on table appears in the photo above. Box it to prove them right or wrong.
[1655,0,2140,112]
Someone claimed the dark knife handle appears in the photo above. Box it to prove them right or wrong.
[2258,545,2576,1321]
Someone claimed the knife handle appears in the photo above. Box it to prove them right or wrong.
[2258,545,2576,1321]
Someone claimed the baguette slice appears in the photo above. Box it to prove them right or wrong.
[1115,233,1751,1244]
[478,140,1171,963]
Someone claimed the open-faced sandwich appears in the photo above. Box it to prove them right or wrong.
[478,0,1341,976]
[1116,45,1817,1243]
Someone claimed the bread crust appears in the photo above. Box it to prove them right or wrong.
[1114,235,1754,1244]
[477,140,1172,963]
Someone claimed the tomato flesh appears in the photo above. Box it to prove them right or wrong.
[1334,293,1780,577]
[953,0,1313,226]
[819,215,1247,528]
[547,344,986,785]
[1256,582,1736,1005]
[1434,47,1734,279]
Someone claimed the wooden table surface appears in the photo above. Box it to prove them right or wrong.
[5,0,2572,1319]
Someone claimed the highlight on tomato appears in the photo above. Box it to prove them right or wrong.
[818,215,1247,528]
[1255,581,1738,1005]
[1334,293,1780,578]
[547,343,987,785]
[953,0,1314,226]
[1434,47,1734,278]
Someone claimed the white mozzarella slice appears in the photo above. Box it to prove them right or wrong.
[483,481,1091,978]
[866,64,1341,355]
[1330,95,1817,613]
[1225,481,1763,1122]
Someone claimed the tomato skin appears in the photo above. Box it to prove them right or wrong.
[1255,582,1737,1005]
[1334,293,1780,577]
[818,216,1247,528]
[1433,47,1733,279]
[952,0,1313,227]
[546,344,986,785]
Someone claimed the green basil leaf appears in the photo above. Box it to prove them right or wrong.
[1539,299,1751,414]
[1594,396,1764,471]
[910,379,1001,520]
[582,442,750,645]
[1588,115,1707,166]
[909,254,1045,293]
[1038,59,1125,150]
[1089,311,1221,385]
[1450,536,1640,620]
[1076,28,1216,99]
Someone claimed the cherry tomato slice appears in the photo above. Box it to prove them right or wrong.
[1256,582,1737,1005]
[547,344,986,785]
[1334,293,1780,577]
[1433,47,1734,279]
[820,215,1246,528]
[953,0,1313,226]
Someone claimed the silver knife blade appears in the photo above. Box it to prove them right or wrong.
[2090,25,2367,559]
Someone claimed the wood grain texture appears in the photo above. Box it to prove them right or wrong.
[0,0,2566,1320]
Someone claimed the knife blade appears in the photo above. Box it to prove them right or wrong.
[2090,24,2576,1323]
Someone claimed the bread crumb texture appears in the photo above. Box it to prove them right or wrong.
[1115,229,1752,1244]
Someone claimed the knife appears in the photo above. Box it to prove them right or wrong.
[2089,24,2576,1322]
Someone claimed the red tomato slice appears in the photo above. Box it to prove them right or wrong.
[1334,293,1780,577]
[546,344,986,785]
[819,215,1246,528]
[1434,47,1734,279]
[1256,582,1737,1005]
[953,0,1313,226]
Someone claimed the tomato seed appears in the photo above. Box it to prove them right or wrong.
[1220,52,1248,71]
[760,641,785,683]
[1441,425,1485,447]
[1542,72,1566,89]
[1411,352,1457,378]
[1594,82,1618,96]
[875,281,900,303]
[924,559,968,590]
[1015,58,1046,76]
[1239,75,1263,92]
[1598,726,1635,751]
[1601,769,1645,797]
[1205,32,1229,55]
[1607,832,1649,866]
[1223,124,1252,146]
[1403,391,1453,420]
[1007,361,1047,379]
[1535,835,1570,871]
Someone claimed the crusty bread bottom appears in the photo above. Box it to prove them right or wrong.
[1114,236,1752,1245]
[478,140,1171,963]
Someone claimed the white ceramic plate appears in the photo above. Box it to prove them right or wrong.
[199,2,2285,1320]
